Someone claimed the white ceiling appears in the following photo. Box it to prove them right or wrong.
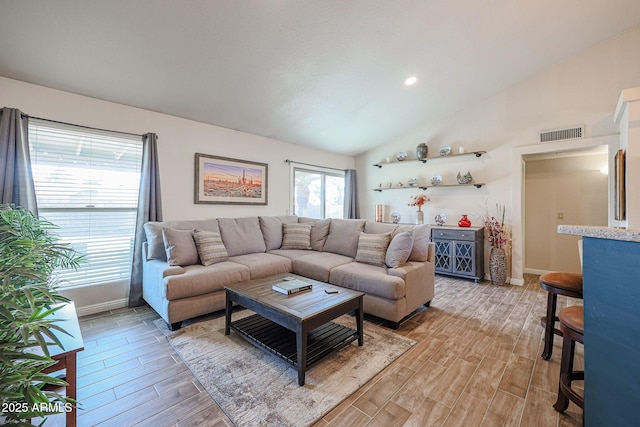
[1,1,640,156]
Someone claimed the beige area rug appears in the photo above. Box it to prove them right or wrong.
[154,311,415,427]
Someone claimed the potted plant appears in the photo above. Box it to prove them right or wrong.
[0,204,81,425]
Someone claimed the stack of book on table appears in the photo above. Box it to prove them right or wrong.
[272,278,312,295]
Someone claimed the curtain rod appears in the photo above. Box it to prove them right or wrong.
[25,114,144,138]
[284,159,346,172]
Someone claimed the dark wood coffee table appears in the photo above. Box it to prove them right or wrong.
[224,273,364,386]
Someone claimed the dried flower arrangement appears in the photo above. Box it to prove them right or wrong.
[408,193,430,209]
[481,203,510,249]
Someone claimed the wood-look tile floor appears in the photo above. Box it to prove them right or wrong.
[38,273,583,426]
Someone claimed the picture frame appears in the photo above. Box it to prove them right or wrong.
[614,149,625,221]
[194,153,268,205]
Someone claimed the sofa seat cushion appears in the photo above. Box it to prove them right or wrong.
[329,262,406,301]
[267,249,313,259]
[292,252,353,283]
[228,253,292,279]
[164,262,250,300]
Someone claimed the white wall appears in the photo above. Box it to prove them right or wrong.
[1,76,355,314]
[356,25,640,284]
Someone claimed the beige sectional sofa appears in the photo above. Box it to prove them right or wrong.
[142,216,435,330]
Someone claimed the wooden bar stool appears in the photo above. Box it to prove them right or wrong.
[554,305,585,413]
[539,272,583,359]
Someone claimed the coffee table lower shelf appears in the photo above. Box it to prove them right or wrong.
[230,314,358,368]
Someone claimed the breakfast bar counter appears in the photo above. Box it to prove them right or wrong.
[558,225,640,426]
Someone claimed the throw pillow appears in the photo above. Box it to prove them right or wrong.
[162,227,199,266]
[193,229,229,266]
[299,217,331,251]
[143,222,167,260]
[385,230,414,268]
[281,223,312,250]
[355,232,392,267]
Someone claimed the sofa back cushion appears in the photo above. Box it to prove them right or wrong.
[162,227,199,266]
[193,229,229,266]
[281,223,312,249]
[364,221,398,235]
[259,215,298,250]
[144,219,219,260]
[355,232,392,267]
[298,217,331,251]
[322,219,366,258]
[409,224,431,261]
[218,217,266,256]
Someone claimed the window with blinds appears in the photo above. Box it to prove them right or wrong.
[28,119,142,288]
[293,167,344,219]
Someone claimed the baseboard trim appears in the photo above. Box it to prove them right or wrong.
[524,268,552,276]
[484,274,524,286]
[75,298,129,317]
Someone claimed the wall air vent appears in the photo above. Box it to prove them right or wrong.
[539,126,584,143]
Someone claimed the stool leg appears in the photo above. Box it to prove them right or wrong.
[541,292,557,360]
[553,331,575,412]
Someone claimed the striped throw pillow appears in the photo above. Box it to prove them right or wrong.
[355,232,392,267]
[280,223,312,250]
[192,229,229,266]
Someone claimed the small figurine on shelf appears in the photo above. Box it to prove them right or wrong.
[457,171,473,184]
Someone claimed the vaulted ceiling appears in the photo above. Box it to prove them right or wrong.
[1,1,640,156]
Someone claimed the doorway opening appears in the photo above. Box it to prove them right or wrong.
[523,146,608,275]
[510,134,617,284]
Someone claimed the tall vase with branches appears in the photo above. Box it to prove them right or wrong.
[0,204,82,425]
[481,203,511,285]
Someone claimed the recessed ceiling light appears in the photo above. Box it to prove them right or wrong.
[404,76,417,86]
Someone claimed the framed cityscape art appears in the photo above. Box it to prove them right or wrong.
[194,153,268,205]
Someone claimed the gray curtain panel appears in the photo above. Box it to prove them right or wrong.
[344,169,359,219]
[0,107,38,214]
[129,132,163,307]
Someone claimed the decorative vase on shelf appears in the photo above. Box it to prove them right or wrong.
[490,247,508,286]
[458,214,471,227]
[416,143,429,162]
[416,207,424,225]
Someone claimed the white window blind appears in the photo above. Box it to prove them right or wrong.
[28,119,142,288]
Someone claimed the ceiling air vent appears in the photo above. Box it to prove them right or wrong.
[539,126,584,143]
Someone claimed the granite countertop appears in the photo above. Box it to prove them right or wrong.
[558,225,640,242]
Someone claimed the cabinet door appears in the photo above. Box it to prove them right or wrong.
[453,241,476,276]
[434,240,453,273]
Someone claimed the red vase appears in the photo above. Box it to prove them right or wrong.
[458,214,471,227]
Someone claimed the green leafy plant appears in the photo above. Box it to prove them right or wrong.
[0,204,82,425]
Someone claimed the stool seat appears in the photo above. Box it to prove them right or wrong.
[558,305,584,335]
[554,305,584,414]
[539,272,583,360]
[540,272,583,293]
